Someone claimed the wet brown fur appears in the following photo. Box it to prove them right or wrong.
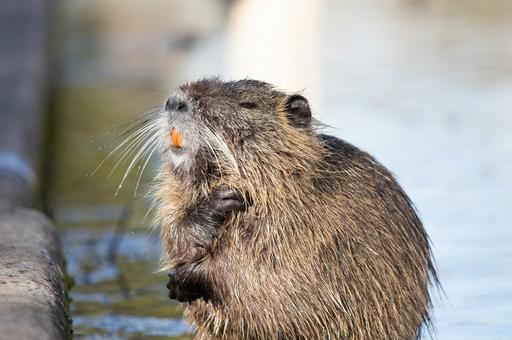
[153,78,437,339]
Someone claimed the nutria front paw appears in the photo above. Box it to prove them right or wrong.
[166,269,205,303]
[209,186,246,219]
[189,186,247,228]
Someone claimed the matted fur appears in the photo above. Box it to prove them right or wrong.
[152,78,437,339]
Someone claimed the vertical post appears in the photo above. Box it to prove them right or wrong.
[0,1,70,339]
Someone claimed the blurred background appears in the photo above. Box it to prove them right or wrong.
[40,0,512,338]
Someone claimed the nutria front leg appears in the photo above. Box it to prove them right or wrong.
[167,186,246,302]
[167,267,204,302]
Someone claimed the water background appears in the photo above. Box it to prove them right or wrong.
[48,0,512,338]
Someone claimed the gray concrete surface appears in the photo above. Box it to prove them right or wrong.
[0,209,68,340]
[0,0,69,339]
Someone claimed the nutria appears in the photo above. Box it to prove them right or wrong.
[151,78,437,339]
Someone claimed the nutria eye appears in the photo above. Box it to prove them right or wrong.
[240,102,257,109]
[165,97,188,112]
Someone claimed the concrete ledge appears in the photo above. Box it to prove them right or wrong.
[0,172,33,208]
[0,0,70,338]
[0,208,68,340]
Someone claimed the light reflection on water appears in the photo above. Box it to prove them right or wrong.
[73,315,191,340]
[50,0,511,338]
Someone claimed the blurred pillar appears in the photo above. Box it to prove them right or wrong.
[0,0,48,208]
[226,0,323,102]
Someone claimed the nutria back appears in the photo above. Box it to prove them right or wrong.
[153,78,437,339]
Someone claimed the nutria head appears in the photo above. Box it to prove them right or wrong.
[157,78,320,191]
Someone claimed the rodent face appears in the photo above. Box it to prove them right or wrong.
[158,78,314,182]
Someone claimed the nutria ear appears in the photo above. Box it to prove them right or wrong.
[284,94,311,128]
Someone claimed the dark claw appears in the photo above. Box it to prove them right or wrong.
[166,270,176,290]
[209,186,246,218]
[212,197,245,215]
[189,186,248,229]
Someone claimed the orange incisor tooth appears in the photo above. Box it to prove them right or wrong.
[170,127,183,148]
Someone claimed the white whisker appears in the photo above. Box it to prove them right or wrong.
[108,121,160,177]
[203,126,239,175]
[134,140,159,195]
[116,132,160,196]
[91,116,159,176]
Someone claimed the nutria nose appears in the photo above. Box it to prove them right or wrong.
[164,96,188,112]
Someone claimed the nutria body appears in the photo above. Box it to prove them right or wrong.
[153,78,437,339]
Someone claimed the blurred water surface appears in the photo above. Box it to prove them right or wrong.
[49,0,512,338]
